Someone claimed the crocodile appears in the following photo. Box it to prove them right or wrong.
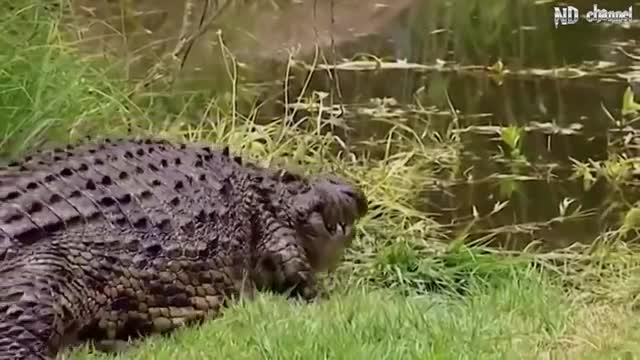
[0,138,368,359]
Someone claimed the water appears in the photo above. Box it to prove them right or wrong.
[66,0,640,249]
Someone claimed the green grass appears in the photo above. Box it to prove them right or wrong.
[67,268,571,360]
[62,273,640,360]
[4,1,640,359]
[0,1,135,159]
[63,263,640,359]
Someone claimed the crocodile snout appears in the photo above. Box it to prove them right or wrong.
[314,175,368,227]
[339,185,368,219]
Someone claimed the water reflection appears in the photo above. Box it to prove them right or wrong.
[68,0,417,78]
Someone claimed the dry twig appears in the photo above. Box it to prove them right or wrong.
[132,0,233,94]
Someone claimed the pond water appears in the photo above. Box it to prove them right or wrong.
[67,0,640,250]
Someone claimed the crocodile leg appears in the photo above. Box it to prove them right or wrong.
[0,247,97,359]
[254,221,319,301]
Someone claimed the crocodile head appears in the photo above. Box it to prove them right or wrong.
[288,174,368,272]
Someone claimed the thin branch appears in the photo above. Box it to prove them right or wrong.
[131,0,233,95]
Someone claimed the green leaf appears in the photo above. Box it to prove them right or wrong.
[621,86,640,116]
